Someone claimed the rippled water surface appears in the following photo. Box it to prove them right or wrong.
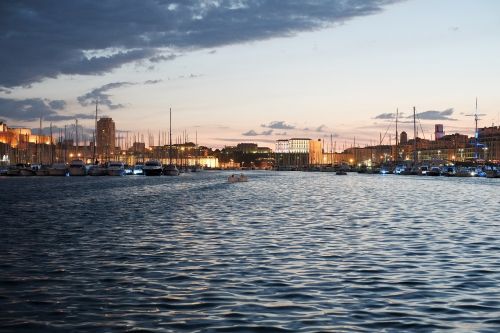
[1,171,500,332]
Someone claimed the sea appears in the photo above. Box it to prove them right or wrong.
[1,171,499,332]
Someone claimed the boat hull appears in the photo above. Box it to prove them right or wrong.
[143,168,162,176]
[108,169,126,176]
[68,168,87,176]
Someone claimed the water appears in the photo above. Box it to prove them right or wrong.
[1,172,499,332]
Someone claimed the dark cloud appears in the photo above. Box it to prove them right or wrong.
[0,88,12,95]
[261,121,295,130]
[77,82,134,110]
[1,0,401,88]
[410,108,457,121]
[48,100,66,110]
[0,97,93,122]
[149,54,178,63]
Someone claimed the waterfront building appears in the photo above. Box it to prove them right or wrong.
[479,125,500,162]
[97,117,116,161]
[400,131,408,145]
[435,124,445,140]
[309,139,323,165]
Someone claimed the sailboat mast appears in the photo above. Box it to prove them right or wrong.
[169,107,172,165]
[50,122,53,164]
[75,119,79,158]
[413,106,417,164]
[93,100,98,163]
[475,97,479,160]
[395,108,399,161]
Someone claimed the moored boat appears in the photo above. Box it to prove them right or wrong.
[143,160,162,176]
[88,164,107,176]
[19,165,36,176]
[133,164,144,175]
[35,165,50,176]
[228,173,248,183]
[427,166,441,176]
[48,163,68,176]
[68,159,87,176]
[163,163,179,176]
[107,161,126,176]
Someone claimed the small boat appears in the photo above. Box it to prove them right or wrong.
[88,164,108,176]
[68,159,87,176]
[48,163,68,176]
[486,169,500,178]
[6,164,24,176]
[163,163,180,176]
[228,173,248,183]
[124,164,133,175]
[143,160,163,176]
[107,161,126,176]
[19,165,36,176]
[133,164,144,175]
[442,166,456,177]
[35,165,50,176]
[426,167,441,176]
[336,170,347,175]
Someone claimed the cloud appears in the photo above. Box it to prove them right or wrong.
[410,108,457,121]
[0,97,93,122]
[149,53,177,63]
[144,79,162,85]
[0,1,402,88]
[242,129,274,136]
[261,129,273,135]
[303,124,329,132]
[242,130,258,136]
[261,121,295,130]
[77,82,134,110]
[0,88,12,95]
[315,125,328,132]
[48,100,66,110]
[374,112,396,120]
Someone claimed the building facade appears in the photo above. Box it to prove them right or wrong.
[96,117,116,160]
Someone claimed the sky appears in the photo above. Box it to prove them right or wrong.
[1,0,500,149]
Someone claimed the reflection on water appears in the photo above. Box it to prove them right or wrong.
[1,172,500,332]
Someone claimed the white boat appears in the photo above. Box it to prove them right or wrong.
[163,163,179,176]
[107,161,126,176]
[133,164,144,175]
[143,160,162,176]
[228,173,248,183]
[48,163,68,176]
[68,159,87,176]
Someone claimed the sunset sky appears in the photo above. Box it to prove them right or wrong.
[1,0,499,149]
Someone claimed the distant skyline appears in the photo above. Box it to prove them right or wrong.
[1,0,500,148]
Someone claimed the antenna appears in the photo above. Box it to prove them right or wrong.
[465,97,486,160]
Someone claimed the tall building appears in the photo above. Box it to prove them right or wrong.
[97,117,115,159]
[400,131,408,145]
[435,124,445,140]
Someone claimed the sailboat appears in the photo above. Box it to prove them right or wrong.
[68,119,87,176]
[88,100,108,176]
[163,108,180,176]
